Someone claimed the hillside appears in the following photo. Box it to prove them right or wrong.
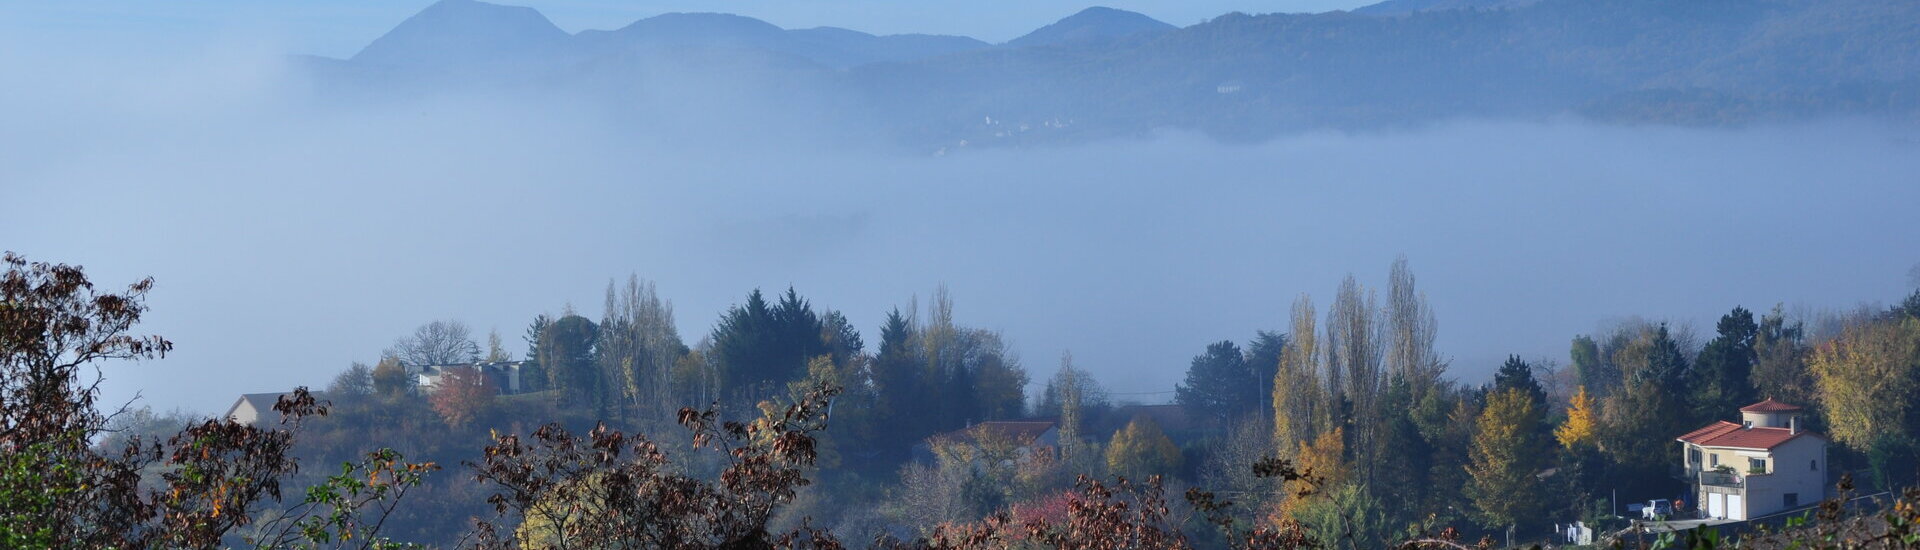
[311,0,1920,147]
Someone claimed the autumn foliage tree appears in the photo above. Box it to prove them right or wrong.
[1467,388,1543,531]
[0,252,430,549]
[1555,385,1597,450]
[430,365,498,428]
[1106,416,1183,481]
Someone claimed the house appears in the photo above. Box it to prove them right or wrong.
[224,392,294,426]
[412,360,530,395]
[1676,398,1829,520]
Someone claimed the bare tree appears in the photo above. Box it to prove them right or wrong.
[1326,274,1382,487]
[1385,256,1445,401]
[385,319,480,367]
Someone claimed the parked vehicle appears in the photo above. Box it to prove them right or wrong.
[1642,499,1674,520]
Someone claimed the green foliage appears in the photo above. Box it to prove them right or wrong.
[1691,306,1760,421]
[1292,484,1388,550]
[1176,340,1261,424]
[711,288,827,399]
[539,314,599,405]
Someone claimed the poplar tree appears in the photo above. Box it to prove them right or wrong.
[1274,295,1323,455]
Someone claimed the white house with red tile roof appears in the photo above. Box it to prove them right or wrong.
[1677,398,1829,520]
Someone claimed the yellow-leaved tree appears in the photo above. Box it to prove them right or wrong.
[1272,426,1346,522]
[1809,318,1920,448]
[1555,385,1597,450]
[1105,416,1182,480]
[1467,388,1543,531]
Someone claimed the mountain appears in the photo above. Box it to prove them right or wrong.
[351,0,569,68]
[1351,0,1542,16]
[576,13,990,69]
[1004,7,1176,48]
[317,0,1920,147]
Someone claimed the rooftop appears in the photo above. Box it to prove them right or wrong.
[1739,398,1805,413]
[1676,420,1825,450]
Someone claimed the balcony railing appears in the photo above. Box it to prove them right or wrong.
[1700,471,1743,488]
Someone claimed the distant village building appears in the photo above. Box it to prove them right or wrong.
[411,360,531,395]
[223,392,296,426]
[1677,398,1829,521]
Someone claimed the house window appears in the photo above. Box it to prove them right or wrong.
[1710,454,1719,467]
[1749,458,1767,473]
[1689,448,1702,464]
[1785,493,1799,507]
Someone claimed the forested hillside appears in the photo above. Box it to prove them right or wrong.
[306,0,1920,148]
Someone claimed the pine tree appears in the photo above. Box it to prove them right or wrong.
[1691,306,1759,420]
[1176,340,1259,424]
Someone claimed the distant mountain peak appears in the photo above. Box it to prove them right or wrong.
[351,0,568,66]
[1006,6,1175,48]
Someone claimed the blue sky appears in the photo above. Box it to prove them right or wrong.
[5,0,1370,58]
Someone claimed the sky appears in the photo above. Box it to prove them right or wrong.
[3,1,1919,417]
[4,0,1372,59]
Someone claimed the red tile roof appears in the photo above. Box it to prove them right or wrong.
[1739,398,1805,413]
[1676,420,1826,450]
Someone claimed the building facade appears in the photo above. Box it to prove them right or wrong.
[1676,398,1829,520]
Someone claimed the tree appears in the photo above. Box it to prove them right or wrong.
[327,361,375,400]
[1555,386,1598,450]
[371,356,414,399]
[1691,306,1760,420]
[1246,331,1288,417]
[1752,305,1812,406]
[964,330,1029,421]
[1492,355,1546,412]
[0,252,429,549]
[1384,256,1443,402]
[1326,275,1382,487]
[867,308,924,453]
[1569,335,1610,397]
[1808,318,1920,450]
[1176,340,1260,425]
[1467,388,1543,531]
[1273,295,1324,455]
[711,289,825,401]
[430,365,498,428]
[486,329,511,362]
[1274,426,1347,521]
[597,276,684,422]
[540,314,599,406]
[386,319,481,367]
[1105,416,1183,480]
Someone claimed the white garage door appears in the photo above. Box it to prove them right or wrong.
[1709,493,1726,519]
[1728,494,1746,520]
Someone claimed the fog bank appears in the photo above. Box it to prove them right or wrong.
[3,36,1917,415]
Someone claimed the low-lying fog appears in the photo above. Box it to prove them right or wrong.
[4,28,1917,415]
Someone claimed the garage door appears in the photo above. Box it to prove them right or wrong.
[1728,494,1746,520]
[1709,493,1725,519]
